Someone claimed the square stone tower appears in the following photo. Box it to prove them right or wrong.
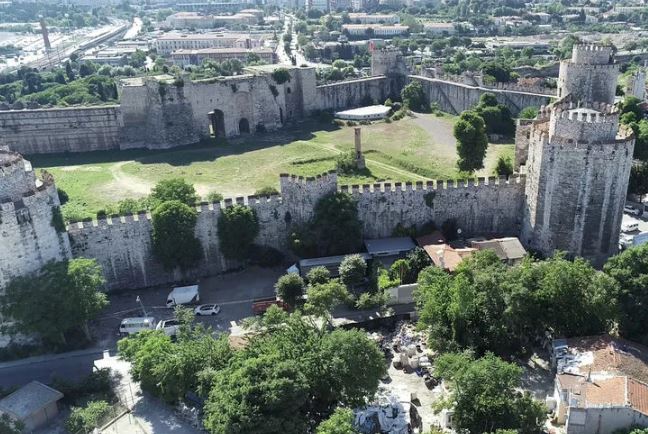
[521,45,635,266]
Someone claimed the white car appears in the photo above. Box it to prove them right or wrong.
[156,319,180,336]
[194,304,221,316]
[624,205,642,216]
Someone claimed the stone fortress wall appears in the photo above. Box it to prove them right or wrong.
[520,44,635,266]
[0,151,71,291]
[66,171,525,291]
[0,48,561,155]
[0,106,122,155]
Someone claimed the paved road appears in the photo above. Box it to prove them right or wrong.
[0,349,110,388]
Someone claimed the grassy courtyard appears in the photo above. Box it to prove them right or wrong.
[30,113,514,221]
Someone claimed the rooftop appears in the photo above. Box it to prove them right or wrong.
[157,32,255,41]
[0,381,63,420]
[364,237,416,256]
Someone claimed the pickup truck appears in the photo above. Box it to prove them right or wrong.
[252,297,289,315]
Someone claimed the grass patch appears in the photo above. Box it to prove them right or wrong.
[30,115,514,219]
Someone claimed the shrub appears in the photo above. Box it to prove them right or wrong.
[65,400,112,433]
[206,192,224,202]
[275,273,305,307]
[306,266,331,285]
[336,151,357,174]
[355,290,388,310]
[255,186,279,197]
[271,68,291,84]
[339,254,367,288]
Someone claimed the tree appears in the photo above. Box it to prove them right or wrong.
[436,352,545,434]
[316,408,358,434]
[634,120,648,161]
[620,96,643,120]
[339,254,367,288]
[79,61,96,77]
[150,178,198,208]
[306,266,331,285]
[0,413,23,434]
[151,200,203,271]
[217,204,259,260]
[495,156,514,177]
[401,81,427,112]
[311,193,362,256]
[604,244,648,344]
[65,61,76,81]
[455,110,489,172]
[629,162,648,202]
[275,273,305,307]
[305,281,351,317]
[0,259,107,347]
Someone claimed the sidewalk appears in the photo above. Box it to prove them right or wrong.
[0,347,110,370]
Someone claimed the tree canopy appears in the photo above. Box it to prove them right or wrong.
[454,110,489,172]
[151,200,203,271]
[315,408,358,434]
[401,81,428,112]
[0,258,108,347]
[275,273,305,307]
[435,352,545,434]
[150,178,198,208]
[217,204,260,260]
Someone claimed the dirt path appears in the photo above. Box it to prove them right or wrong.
[108,161,155,195]
[409,113,457,159]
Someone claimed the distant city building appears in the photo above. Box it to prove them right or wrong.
[423,22,456,35]
[342,24,409,37]
[154,32,265,55]
[170,47,276,66]
[176,2,249,13]
[347,13,400,24]
[164,11,260,29]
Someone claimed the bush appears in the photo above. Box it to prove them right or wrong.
[275,273,305,307]
[339,254,367,288]
[306,266,331,285]
[271,67,291,84]
[65,400,112,433]
[336,151,357,174]
[206,192,224,202]
[255,186,279,197]
[378,268,399,290]
[355,290,388,310]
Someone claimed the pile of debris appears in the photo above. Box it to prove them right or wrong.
[389,322,439,389]
[354,389,422,434]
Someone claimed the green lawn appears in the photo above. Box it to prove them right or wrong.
[30,113,513,221]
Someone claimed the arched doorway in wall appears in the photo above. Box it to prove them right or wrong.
[239,118,250,134]
[208,109,225,138]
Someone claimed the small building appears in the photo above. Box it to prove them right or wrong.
[334,105,390,120]
[0,381,64,432]
[552,335,648,434]
[342,24,409,37]
[298,253,372,277]
[364,237,416,265]
[470,237,526,265]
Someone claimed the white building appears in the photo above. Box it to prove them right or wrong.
[171,47,276,66]
[342,24,409,37]
[423,22,456,35]
[552,335,648,434]
[155,32,265,55]
[347,13,400,24]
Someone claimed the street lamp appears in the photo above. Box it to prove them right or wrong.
[136,296,148,317]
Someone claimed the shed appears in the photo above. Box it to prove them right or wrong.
[0,381,63,431]
[364,237,416,266]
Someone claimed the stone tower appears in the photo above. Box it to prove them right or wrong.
[557,44,618,104]
[0,150,71,289]
[521,45,634,266]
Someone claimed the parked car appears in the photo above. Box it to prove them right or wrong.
[119,317,156,336]
[622,222,639,233]
[624,205,642,216]
[194,304,221,316]
[166,284,200,307]
[620,233,634,249]
[252,297,289,315]
[156,319,180,336]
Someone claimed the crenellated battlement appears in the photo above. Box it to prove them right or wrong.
[551,100,617,115]
[338,174,526,195]
[571,44,614,65]
[279,170,337,185]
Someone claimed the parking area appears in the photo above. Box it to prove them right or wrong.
[93,266,285,347]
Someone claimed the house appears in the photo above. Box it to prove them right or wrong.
[470,237,526,265]
[552,335,648,434]
[0,381,64,432]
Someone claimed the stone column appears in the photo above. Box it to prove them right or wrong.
[354,127,366,169]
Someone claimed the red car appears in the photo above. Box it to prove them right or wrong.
[252,297,289,315]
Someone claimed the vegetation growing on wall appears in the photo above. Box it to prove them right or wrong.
[217,204,260,260]
[271,67,292,84]
[151,200,203,271]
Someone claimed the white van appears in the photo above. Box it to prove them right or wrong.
[166,285,200,307]
[622,222,639,233]
[119,317,156,336]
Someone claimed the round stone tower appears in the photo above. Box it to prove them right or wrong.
[0,150,71,290]
[557,44,618,104]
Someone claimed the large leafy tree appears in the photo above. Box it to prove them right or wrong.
[629,161,648,202]
[150,177,198,208]
[0,258,107,347]
[436,352,545,434]
[339,254,367,288]
[151,200,203,271]
[604,244,648,344]
[274,273,305,307]
[217,204,259,260]
[203,312,385,433]
[401,81,428,112]
[312,192,362,256]
[454,110,489,172]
